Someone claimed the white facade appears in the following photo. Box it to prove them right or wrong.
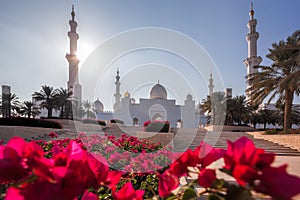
[94,72,206,128]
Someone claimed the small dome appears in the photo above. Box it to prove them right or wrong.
[150,83,167,99]
[186,93,193,101]
[124,91,130,98]
[94,98,104,112]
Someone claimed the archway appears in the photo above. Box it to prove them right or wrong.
[133,117,139,126]
[152,113,164,121]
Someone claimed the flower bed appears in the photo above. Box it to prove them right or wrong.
[143,120,170,133]
[1,133,300,199]
[136,131,174,147]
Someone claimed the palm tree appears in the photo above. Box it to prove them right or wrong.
[258,109,277,130]
[275,103,300,128]
[20,101,41,118]
[0,93,20,117]
[82,100,96,119]
[231,95,250,125]
[247,30,300,131]
[32,85,58,118]
[201,91,227,125]
[56,88,72,119]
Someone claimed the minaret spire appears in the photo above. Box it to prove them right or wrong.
[243,2,262,102]
[250,2,254,20]
[66,5,82,110]
[114,68,121,111]
[71,5,75,21]
[208,71,214,95]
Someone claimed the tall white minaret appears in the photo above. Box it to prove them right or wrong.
[244,2,262,100]
[208,71,214,95]
[114,68,121,111]
[66,5,82,105]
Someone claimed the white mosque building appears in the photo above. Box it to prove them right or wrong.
[93,69,208,128]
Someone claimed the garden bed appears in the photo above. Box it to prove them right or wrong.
[136,131,174,148]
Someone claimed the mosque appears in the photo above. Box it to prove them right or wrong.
[92,69,208,128]
[65,4,260,128]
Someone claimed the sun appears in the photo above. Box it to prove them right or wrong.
[76,41,94,63]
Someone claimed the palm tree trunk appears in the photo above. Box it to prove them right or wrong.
[284,89,293,132]
[61,105,64,119]
[47,106,52,118]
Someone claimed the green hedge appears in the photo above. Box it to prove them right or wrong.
[144,121,170,133]
[110,119,124,124]
[81,118,106,126]
[0,117,63,129]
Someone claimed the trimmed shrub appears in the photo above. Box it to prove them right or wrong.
[81,118,106,126]
[265,129,278,135]
[110,119,124,124]
[0,117,63,129]
[143,120,170,133]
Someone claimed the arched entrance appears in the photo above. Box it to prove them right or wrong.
[132,117,139,126]
[152,113,164,121]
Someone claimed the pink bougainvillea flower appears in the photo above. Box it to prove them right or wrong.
[0,146,28,183]
[5,141,98,200]
[223,136,275,186]
[194,142,225,169]
[48,132,58,138]
[232,163,257,186]
[198,168,217,188]
[81,189,99,200]
[0,137,29,183]
[114,182,144,200]
[157,169,179,198]
[170,142,223,178]
[22,141,55,183]
[52,141,97,190]
[0,137,54,184]
[87,153,121,191]
[169,149,195,178]
[256,165,300,200]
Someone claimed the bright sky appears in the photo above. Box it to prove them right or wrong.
[0,1,300,111]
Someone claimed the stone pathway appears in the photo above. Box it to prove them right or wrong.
[173,129,300,156]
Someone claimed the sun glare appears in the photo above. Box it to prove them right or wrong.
[77,41,94,63]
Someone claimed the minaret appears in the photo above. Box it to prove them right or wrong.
[244,2,262,100]
[208,71,214,95]
[114,68,121,111]
[66,5,82,106]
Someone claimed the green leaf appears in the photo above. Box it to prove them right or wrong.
[219,168,232,176]
[212,179,225,189]
[182,188,197,200]
[166,195,178,200]
[208,194,224,200]
[225,185,252,200]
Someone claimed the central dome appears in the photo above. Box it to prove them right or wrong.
[150,83,167,99]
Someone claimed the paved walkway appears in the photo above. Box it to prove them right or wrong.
[172,129,300,178]
[173,129,300,155]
